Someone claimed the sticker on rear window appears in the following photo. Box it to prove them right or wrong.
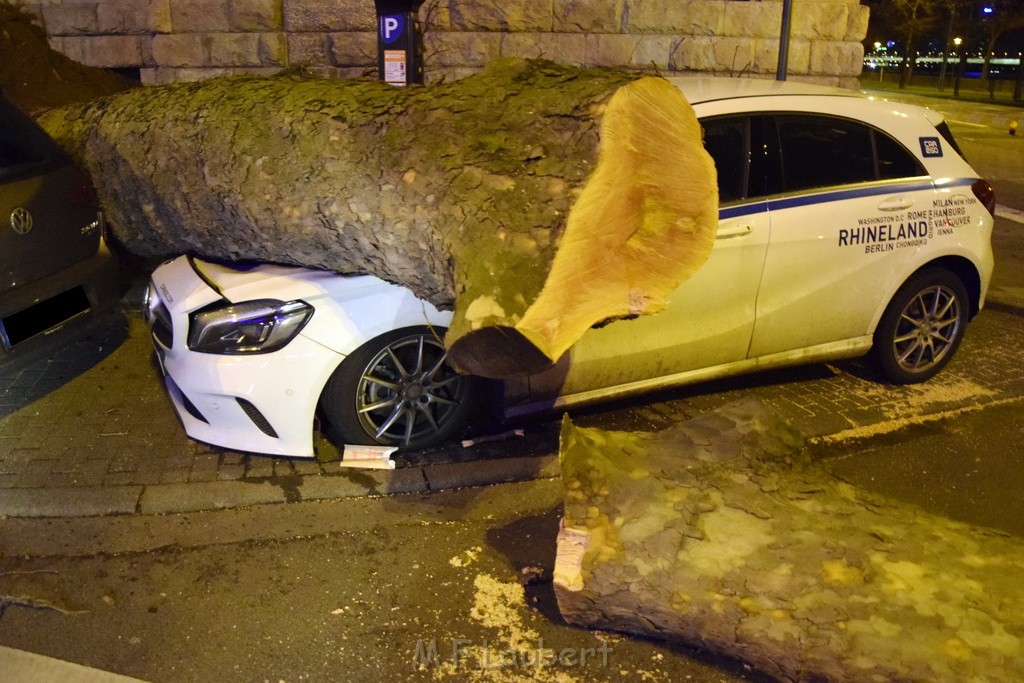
[920,137,943,157]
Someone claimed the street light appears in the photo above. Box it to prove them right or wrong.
[954,37,964,97]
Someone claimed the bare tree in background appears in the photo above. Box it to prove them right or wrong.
[877,0,941,87]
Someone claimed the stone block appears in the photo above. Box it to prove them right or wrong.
[444,0,553,32]
[206,33,286,67]
[283,0,374,32]
[150,0,172,33]
[670,34,755,74]
[259,32,288,65]
[710,36,756,74]
[151,33,208,67]
[552,0,625,33]
[723,1,781,39]
[792,1,849,41]
[500,32,586,65]
[809,40,864,76]
[670,35,716,72]
[327,32,376,67]
[287,32,332,66]
[584,34,640,67]
[846,4,870,42]
[232,0,282,31]
[423,31,501,68]
[41,3,99,36]
[628,0,725,36]
[424,66,479,84]
[755,37,810,75]
[141,66,224,84]
[169,0,231,32]
[95,0,153,34]
[57,35,143,67]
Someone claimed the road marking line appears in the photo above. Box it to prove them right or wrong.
[996,204,1024,224]
[948,119,989,128]
[811,395,1024,446]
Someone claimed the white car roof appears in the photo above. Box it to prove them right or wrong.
[667,76,857,104]
[668,75,946,127]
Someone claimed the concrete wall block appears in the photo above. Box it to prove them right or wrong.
[500,33,586,65]
[809,40,864,76]
[423,31,501,68]
[792,2,849,41]
[846,4,870,42]
[443,0,552,32]
[552,0,625,33]
[283,0,374,32]
[287,33,331,66]
[328,32,376,67]
[151,33,208,67]
[724,1,781,39]
[170,0,231,32]
[41,3,99,36]
[232,0,283,31]
[629,1,725,36]
[56,34,143,67]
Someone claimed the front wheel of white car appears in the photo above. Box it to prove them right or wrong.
[872,268,969,384]
[319,327,476,449]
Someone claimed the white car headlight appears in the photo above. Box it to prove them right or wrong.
[187,299,313,355]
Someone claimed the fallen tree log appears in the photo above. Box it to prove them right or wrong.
[554,399,1024,681]
[38,59,717,378]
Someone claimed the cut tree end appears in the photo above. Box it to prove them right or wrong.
[447,325,556,378]
[448,74,718,378]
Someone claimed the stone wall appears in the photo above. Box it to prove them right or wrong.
[22,0,868,88]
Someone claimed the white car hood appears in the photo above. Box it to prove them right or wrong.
[192,258,390,306]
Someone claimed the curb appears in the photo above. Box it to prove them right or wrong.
[0,455,562,519]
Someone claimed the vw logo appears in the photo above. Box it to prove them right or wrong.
[10,207,33,235]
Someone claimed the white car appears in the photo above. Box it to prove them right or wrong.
[145,77,995,457]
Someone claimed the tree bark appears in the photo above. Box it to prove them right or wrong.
[38,59,717,378]
[554,399,1024,681]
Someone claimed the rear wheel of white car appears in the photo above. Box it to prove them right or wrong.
[872,268,969,384]
[319,327,476,449]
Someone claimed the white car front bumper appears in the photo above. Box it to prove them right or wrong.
[147,256,343,458]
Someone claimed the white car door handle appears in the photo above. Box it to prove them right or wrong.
[878,196,913,211]
[716,224,753,239]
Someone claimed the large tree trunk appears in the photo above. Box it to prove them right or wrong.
[554,399,1024,681]
[39,59,717,379]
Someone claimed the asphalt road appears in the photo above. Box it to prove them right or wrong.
[0,481,757,683]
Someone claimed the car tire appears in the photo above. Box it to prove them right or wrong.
[319,326,476,449]
[871,268,969,384]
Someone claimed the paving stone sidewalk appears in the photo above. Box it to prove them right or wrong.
[1,278,1023,518]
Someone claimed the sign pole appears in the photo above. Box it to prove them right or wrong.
[776,0,793,81]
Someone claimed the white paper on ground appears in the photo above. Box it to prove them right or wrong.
[340,444,398,470]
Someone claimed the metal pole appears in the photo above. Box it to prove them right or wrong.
[776,0,793,81]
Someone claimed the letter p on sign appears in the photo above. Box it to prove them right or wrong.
[381,15,404,44]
